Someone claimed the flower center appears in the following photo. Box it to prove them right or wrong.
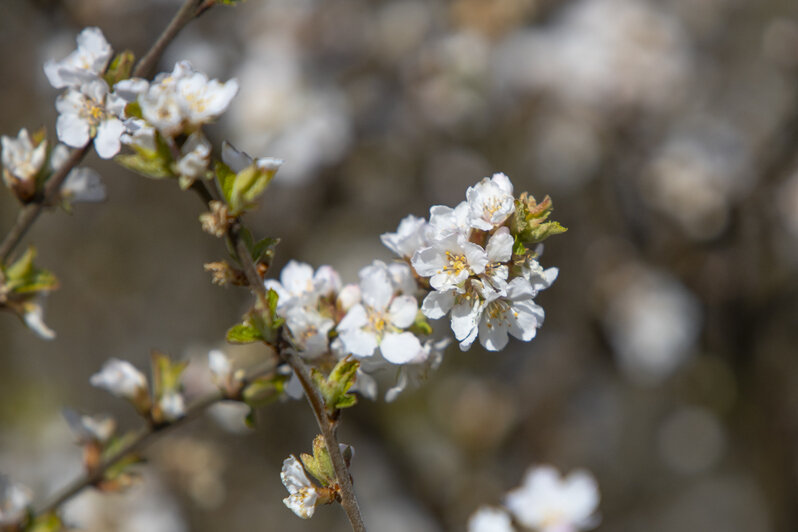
[442,251,468,276]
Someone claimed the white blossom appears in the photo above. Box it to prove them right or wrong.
[429,200,472,238]
[411,232,488,292]
[265,260,338,311]
[121,118,157,152]
[380,215,431,258]
[175,131,211,188]
[480,227,514,293]
[44,27,112,89]
[23,299,56,340]
[208,349,232,385]
[280,455,319,519]
[62,408,115,443]
[62,167,106,203]
[466,173,515,231]
[90,358,148,399]
[505,466,600,532]
[336,261,424,364]
[478,277,546,352]
[55,78,126,158]
[139,61,238,137]
[468,507,515,532]
[0,477,32,526]
[158,392,186,422]
[284,306,335,358]
[1,128,47,188]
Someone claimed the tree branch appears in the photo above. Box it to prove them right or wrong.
[0,0,209,265]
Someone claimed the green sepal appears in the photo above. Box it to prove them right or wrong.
[2,247,59,294]
[214,161,236,205]
[242,373,288,407]
[151,350,187,398]
[300,435,336,486]
[25,512,63,532]
[511,194,568,245]
[114,133,174,179]
[311,356,359,413]
[512,235,527,257]
[409,310,432,336]
[226,322,264,344]
[103,50,135,86]
[227,163,277,216]
[125,101,143,120]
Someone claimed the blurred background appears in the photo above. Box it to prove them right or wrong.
[1,0,798,530]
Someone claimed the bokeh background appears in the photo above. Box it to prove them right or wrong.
[2,0,798,530]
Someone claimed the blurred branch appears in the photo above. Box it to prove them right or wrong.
[0,0,209,265]
[35,390,222,518]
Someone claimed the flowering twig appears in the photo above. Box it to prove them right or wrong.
[0,0,208,265]
[0,145,89,262]
[190,180,367,531]
[34,390,221,518]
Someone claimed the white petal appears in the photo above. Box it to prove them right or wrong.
[339,327,378,357]
[56,113,90,148]
[463,241,489,274]
[94,118,125,158]
[421,290,455,319]
[479,314,510,351]
[380,332,424,364]
[360,262,393,310]
[486,227,513,263]
[338,304,369,330]
[388,295,418,329]
[451,298,481,349]
[280,455,312,494]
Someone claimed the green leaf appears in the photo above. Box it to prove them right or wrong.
[300,435,336,486]
[250,237,280,264]
[25,512,63,532]
[3,247,59,294]
[242,374,287,407]
[114,134,174,179]
[226,322,264,344]
[103,50,135,86]
[151,350,187,398]
[312,357,360,413]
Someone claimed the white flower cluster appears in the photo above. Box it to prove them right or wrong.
[265,173,558,400]
[389,173,558,351]
[469,465,600,532]
[45,27,237,170]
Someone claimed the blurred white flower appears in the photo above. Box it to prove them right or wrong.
[0,476,32,526]
[158,392,186,422]
[62,409,115,444]
[603,266,701,385]
[43,27,112,89]
[1,128,47,190]
[505,466,600,532]
[55,78,127,158]
[468,506,515,532]
[90,358,148,399]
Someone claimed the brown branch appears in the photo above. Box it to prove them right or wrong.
[190,180,367,531]
[0,0,209,265]
[34,390,221,518]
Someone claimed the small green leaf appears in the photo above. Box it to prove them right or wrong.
[3,247,58,294]
[227,163,278,215]
[114,134,174,179]
[300,435,336,486]
[312,357,360,413]
[151,350,187,399]
[25,512,63,532]
[103,50,135,86]
[242,374,287,407]
[226,322,264,344]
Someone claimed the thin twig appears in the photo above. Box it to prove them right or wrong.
[0,145,90,263]
[35,391,221,517]
[0,0,208,265]
[132,0,207,79]
[190,181,367,530]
